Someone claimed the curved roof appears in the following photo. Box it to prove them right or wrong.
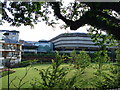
[50,33,90,41]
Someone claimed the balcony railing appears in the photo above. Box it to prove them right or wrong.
[2,56,21,59]
[2,46,21,51]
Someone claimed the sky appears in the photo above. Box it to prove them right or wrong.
[0,1,91,41]
[0,21,90,41]
[0,0,120,41]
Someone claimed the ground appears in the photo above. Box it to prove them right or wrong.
[1,63,115,88]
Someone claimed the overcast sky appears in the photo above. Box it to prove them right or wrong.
[0,1,91,41]
[0,21,90,41]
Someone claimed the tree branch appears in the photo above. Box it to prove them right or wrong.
[50,2,74,26]
[51,2,120,40]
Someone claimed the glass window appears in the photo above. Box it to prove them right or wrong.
[12,33,16,35]
[12,37,16,40]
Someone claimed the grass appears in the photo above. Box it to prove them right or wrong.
[1,63,114,88]
[1,64,51,88]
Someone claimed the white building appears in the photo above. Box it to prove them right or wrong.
[50,33,117,53]
[0,30,22,68]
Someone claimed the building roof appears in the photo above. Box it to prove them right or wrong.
[0,30,19,33]
[19,40,36,46]
[0,30,8,32]
[50,33,90,41]
[38,40,49,43]
[9,30,19,33]
[26,41,37,44]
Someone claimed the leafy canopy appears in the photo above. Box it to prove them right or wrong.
[2,1,120,39]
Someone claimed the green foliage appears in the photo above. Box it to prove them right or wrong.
[2,2,120,40]
[30,51,91,88]
[92,64,119,88]
[0,69,15,77]
[88,27,117,47]
[69,50,92,88]
[18,59,38,67]
[67,50,92,88]
[77,51,90,71]
[32,51,92,88]
[94,50,110,64]
[23,52,55,57]
[70,50,91,71]
[115,43,120,87]
[102,66,119,88]
[69,50,77,63]
[88,27,119,88]
[88,27,114,65]
[116,47,120,62]
[76,51,91,69]
[9,66,32,89]
[3,62,120,88]
[31,51,69,88]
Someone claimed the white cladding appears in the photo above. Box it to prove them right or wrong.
[50,33,117,53]
[0,30,21,68]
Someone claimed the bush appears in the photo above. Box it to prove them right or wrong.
[22,53,56,57]
[70,50,91,71]
[5,59,38,68]
[30,51,71,88]
[18,61,30,67]
[18,59,38,67]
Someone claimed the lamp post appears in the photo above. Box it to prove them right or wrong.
[3,32,10,90]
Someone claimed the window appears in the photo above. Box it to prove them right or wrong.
[12,37,16,40]
[11,33,16,35]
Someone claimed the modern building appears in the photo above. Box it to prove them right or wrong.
[19,40,53,54]
[19,40,38,54]
[50,33,117,53]
[0,30,22,68]
[34,40,53,53]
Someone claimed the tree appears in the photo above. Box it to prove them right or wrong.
[2,1,120,40]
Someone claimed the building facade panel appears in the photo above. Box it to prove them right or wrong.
[54,41,95,46]
[51,37,92,43]
[0,30,22,68]
[50,33,117,53]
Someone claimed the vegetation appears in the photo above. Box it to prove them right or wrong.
[115,43,120,88]
[1,1,120,89]
[31,51,69,88]
[70,50,91,71]
[1,63,118,89]
[1,49,119,89]
[88,27,119,88]
[22,52,55,57]
[22,53,56,63]
[1,25,119,89]
[2,2,120,40]
[0,69,15,77]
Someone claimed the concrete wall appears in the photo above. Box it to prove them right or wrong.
[50,33,117,53]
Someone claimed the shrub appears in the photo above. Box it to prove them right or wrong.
[18,59,38,67]
[30,51,72,88]
[70,50,91,72]
[5,59,38,68]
